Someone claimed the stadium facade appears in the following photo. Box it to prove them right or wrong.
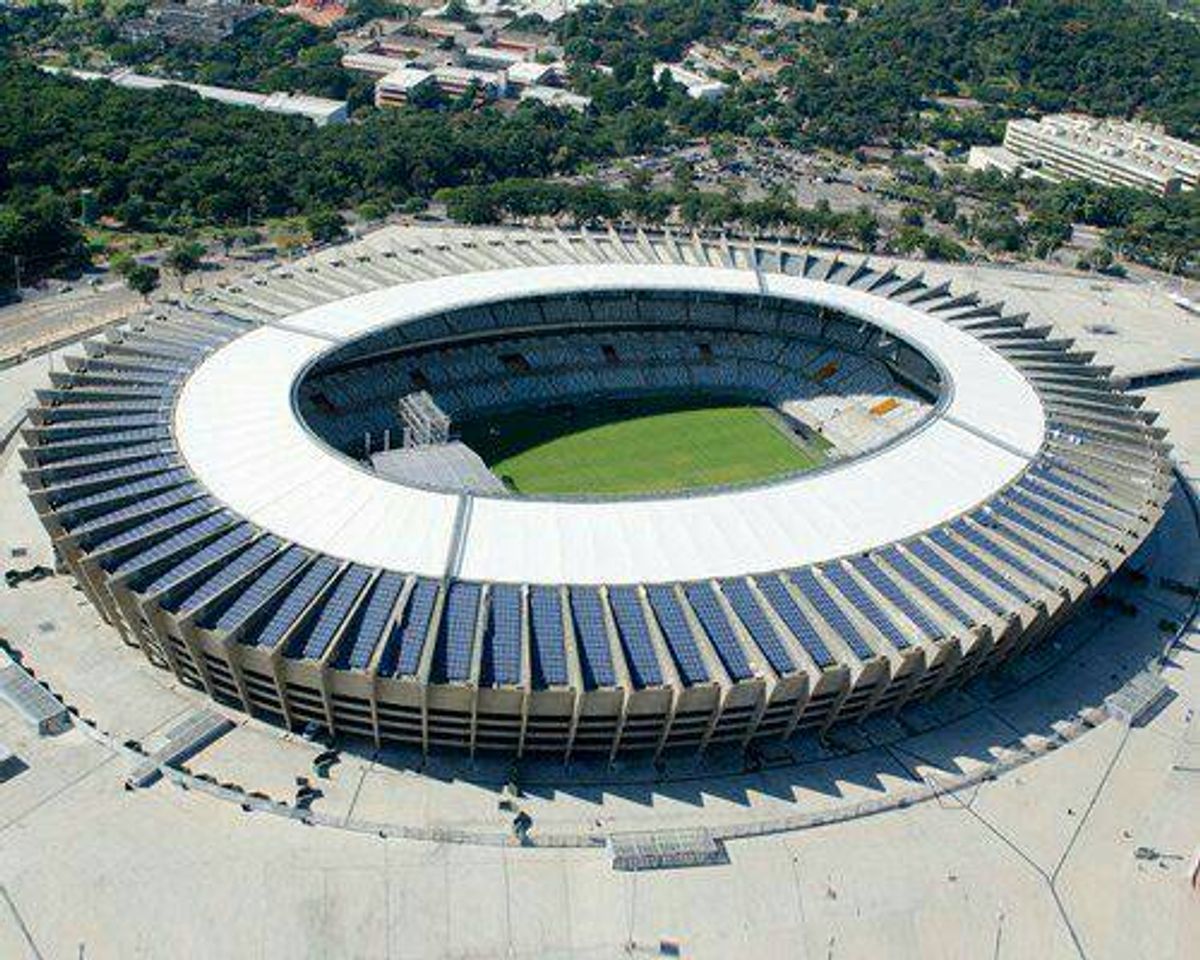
[20,229,1172,758]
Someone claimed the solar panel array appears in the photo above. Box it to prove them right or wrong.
[821,564,911,651]
[245,556,340,649]
[289,564,373,660]
[57,468,190,514]
[1031,465,1128,515]
[754,575,834,667]
[388,578,439,677]
[878,546,974,628]
[482,584,523,686]
[989,502,1091,559]
[718,578,795,674]
[608,586,664,688]
[133,523,255,598]
[529,586,568,687]
[71,486,203,543]
[84,496,211,555]
[165,536,280,614]
[682,583,753,680]
[951,519,1054,589]
[927,530,1029,600]
[568,587,616,688]
[789,570,876,661]
[434,581,481,682]
[105,511,232,577]
[1006,490,1101,543]
[646,585,708,685]
[337,571,405,670]
[847,556,942,642]
[205,546,308,632]
[46,456,177,507]
[905,541,1008,616]
[1017,475,1114,526]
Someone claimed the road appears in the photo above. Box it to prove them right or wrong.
[0,283,143,365]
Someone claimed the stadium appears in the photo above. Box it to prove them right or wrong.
[18,228,1173,759]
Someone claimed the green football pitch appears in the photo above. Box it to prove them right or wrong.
[457,396,829,496]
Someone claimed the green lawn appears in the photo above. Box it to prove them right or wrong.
[457,397,828,496]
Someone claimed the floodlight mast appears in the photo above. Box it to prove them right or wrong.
[398,390,452,447]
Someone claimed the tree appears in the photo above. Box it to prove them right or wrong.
[850,209,880,251]
[305,209,347,245]
[164,239,205,290]
[0,190,87,291]
[122,263,160,299]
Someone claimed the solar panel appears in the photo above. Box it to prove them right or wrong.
[926,530,1031,604]
[245,556,340,649]
[951,519,1055,589]
[28,442,166,474]
[646,585,708,685]
[681,583,752,680]
[481,584,523,686]
[608,586,663,688]
[203,546,307,632]
[81,495,209,554]
[388,579,439,677]
[1017,477,1119,529]
[1005,491,1105,543]
[45,456,177,506]
[76,359,175,377]
[529,586,568,688]
[105,511,231,576]
[289,565,373,660]
[788,570,875,661]
[433,581,481,682]
[332,572,404,671]
[987,503,1092,560]
[71,485,201,541]
[35,413,163,438]
[718,578,795,674]
[822,564,912,650]
[42,399,161,422]
[55,468,190,514]
[847,556,942,642]
[754,575,834,667]
[33,428,169,462]
[878,547,974,627]
[568,587,616,688]
[905,541,1008,616]
[1031,465,1129,515]
[133,524,255,597]
[113,338,195,360]
[975,510,1076,573]
[164,536,282,614]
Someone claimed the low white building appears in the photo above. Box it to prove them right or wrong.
[966,145,1023,177]
[343,51,413,77]
[431,65,507,99]
[506,60,562,89]
[463,45,525,70]
[518,84,591,113]
[375,67,435,107]
[654,63,728,101]
[44,65,348,125]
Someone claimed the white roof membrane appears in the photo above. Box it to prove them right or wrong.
[174,264,1045,584]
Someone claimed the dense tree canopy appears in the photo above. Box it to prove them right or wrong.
[559,0,1199,145]
[0,0,1197,287]
[0,63,621,232]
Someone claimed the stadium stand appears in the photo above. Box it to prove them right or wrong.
[19,228,1172,758]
